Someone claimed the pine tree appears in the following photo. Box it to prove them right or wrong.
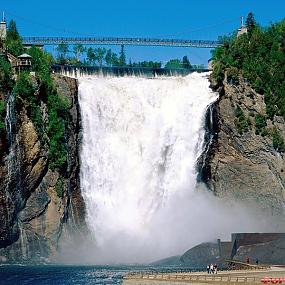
[246,12,256,35]
[119,45,126,66]
[182,55,192,69]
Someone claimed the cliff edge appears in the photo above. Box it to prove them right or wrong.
[0,75,85,263]
[199,74,285,215]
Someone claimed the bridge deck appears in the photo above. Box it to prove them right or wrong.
[22,36,222,48]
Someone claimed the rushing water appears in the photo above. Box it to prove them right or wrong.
[78,73,218,263]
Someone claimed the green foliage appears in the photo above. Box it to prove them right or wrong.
[56,42,69,64]
[212,61,225,84]
[272,127,285,152]
[0,57,14,91]
[73,44,85,62]
[246,12,256,35]
[14,72,36,101]
[131,61,161,68]
[255,113,267,135]
[55,175,64,198]
[234,105,249,134]
[27,46,54,87]
[119,45,126,66]
[165,59,182,68]
[6,20,23,56]
[13,72,44,135]
[105,49,112,66]
[47,91,68,173]
[227,67,239,85]
[95,47,106,67]
[86,47,95,65]
[182,56,192,69]
[212,17,285,120]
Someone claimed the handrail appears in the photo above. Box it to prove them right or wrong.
[22,36,222,48]
[124,273,261,282]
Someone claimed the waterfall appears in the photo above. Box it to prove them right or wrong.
[78,73,218,263]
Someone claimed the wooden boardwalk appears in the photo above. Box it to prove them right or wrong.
[123,267,285,284]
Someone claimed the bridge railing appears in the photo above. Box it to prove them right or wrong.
[22,36,223,48]
[123,273,261,283]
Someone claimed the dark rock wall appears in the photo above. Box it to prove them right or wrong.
[0,75,85,263]
[200,75,285,215]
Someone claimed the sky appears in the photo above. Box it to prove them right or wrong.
[1,0,285,65]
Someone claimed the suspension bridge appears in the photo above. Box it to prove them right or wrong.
[22,36,222,48]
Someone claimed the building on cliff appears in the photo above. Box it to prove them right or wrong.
[237,16,248,37]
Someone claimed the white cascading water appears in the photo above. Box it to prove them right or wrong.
[78,73,220,263]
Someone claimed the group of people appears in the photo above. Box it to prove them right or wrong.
[207,263,218,274]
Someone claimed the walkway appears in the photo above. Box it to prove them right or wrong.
[22,36,222,48]
[123,268,285,284]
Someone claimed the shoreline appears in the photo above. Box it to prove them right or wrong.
[123,267,285,284]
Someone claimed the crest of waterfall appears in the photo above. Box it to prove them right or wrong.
[78,73,221,263]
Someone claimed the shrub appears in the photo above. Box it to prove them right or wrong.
[227,67,239,85]
[255,113,267,135]
[0,57,14,92]
[272,128,285,152]
[234,105,249,134]
[55,175,64,198]
[47,91,69,173]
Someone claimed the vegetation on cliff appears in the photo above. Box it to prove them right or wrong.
[2,20,69,195]
[212,13,285,152]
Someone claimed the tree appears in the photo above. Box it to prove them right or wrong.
[87,47,95,65]
[246,12,256,35]
[165,59,182,69]
[111,52,119,66]
[73,44,85,62]
[6,20,23,56]
[7,20,20,41]
[56,43,69,64]
[182,55,192,69]
[105,49,112,66]
[94,47,106,67]
[119,45,126,66]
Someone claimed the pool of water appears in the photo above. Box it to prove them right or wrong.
[0,264,198,285]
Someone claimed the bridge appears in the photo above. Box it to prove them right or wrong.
[22,36,222,48]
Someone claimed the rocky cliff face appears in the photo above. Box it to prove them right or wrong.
[199,74,285,215]
[0,75,85,263]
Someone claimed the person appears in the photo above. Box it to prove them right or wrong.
[207,264,210,274]
[210,263,214,274]
[214,264,218,274]
[256,258,259,265]
[246,257,250,264]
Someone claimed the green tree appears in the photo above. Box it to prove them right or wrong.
[246,12,256,35]
[105,49,112,66]
[87,47,96,65]
[73,44,85,62]
[6,20,23,56]
[272,128,285,152]
[182,55,192,69]
[56,42,69,64]
[111,52,119,66]
[94,47,106,67]
[165,59,182,68]
[119,45,126,66]
[0,57,14,91]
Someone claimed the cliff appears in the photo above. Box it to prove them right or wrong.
[199,74,285,215]
[0,75,85,263]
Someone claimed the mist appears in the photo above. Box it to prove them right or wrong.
[57,74,284,265]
